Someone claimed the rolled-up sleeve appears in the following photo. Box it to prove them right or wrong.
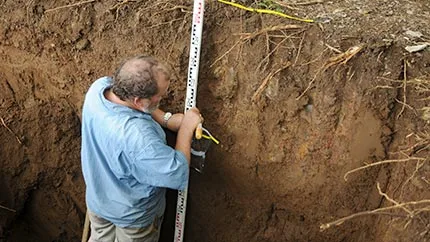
[130,141,189,190]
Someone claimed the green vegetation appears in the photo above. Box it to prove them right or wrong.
[255,0,284,13]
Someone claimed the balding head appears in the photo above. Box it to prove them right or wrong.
[111,55,170,101]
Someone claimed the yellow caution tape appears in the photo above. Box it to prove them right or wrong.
[217,0,315,23]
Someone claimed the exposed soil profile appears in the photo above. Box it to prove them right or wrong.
[0,0,429,241]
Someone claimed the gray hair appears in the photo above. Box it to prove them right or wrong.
[112,55,170,101]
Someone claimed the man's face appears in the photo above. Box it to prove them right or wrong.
[143,76,170,113]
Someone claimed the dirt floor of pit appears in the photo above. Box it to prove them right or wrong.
[1,0,430,241]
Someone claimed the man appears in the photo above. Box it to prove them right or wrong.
[81,55,202,241]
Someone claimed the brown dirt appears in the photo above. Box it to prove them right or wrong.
[1,0,429,241]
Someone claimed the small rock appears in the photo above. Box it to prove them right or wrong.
[54,180,62,188]
[421,107,430,121]
[359,9,371,15]
[333,8,344,14]
[35,5,45,15]
[316,16,331,24]
[305,104,313,113]
[405,30,423,39]
[213,66,237,100]
[405,43,429,53]
[381,126,392,136]
[75,38,90,51]
[265,77,279,100]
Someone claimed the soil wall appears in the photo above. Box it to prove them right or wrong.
[1,0,429,241]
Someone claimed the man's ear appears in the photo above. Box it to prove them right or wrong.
[133,97,140,106]
[134,97,150,109]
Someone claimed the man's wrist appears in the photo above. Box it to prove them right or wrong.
[163,112,172,127]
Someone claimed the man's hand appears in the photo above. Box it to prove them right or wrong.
[176,108,203,163]
[180,108,202,133]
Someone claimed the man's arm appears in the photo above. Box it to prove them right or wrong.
[153,108,201,163]
[129,108,201,190]
[152,108,184,132]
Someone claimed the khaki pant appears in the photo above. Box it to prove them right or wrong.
[88,210,163,242]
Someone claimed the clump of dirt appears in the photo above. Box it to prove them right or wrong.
[0,0,429,241]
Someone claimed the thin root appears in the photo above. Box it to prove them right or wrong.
[0,204,16,213]
[109,0,137,20]
[147,17,183,29]
[377,182,413,216]
[1,117,23,145]
[252,61,291,103]
[296,65,323,100]
[400,160,426,200]
[257,36,289,72]
[238,24,302,41]
[397,60,408,119]
[210,40,242,68]
[296,44,364,100]
[45,0,97,13]
[320,198,430,231]
[344,157,427,181]
[109,0,137,11]
[292,0,325,6]
[323,44,365,69]
[294,31,306,65]
[212,24,301,68]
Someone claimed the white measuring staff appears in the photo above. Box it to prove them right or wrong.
[174,0,205,241]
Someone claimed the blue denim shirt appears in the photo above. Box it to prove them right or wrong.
[81,77,189,228]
